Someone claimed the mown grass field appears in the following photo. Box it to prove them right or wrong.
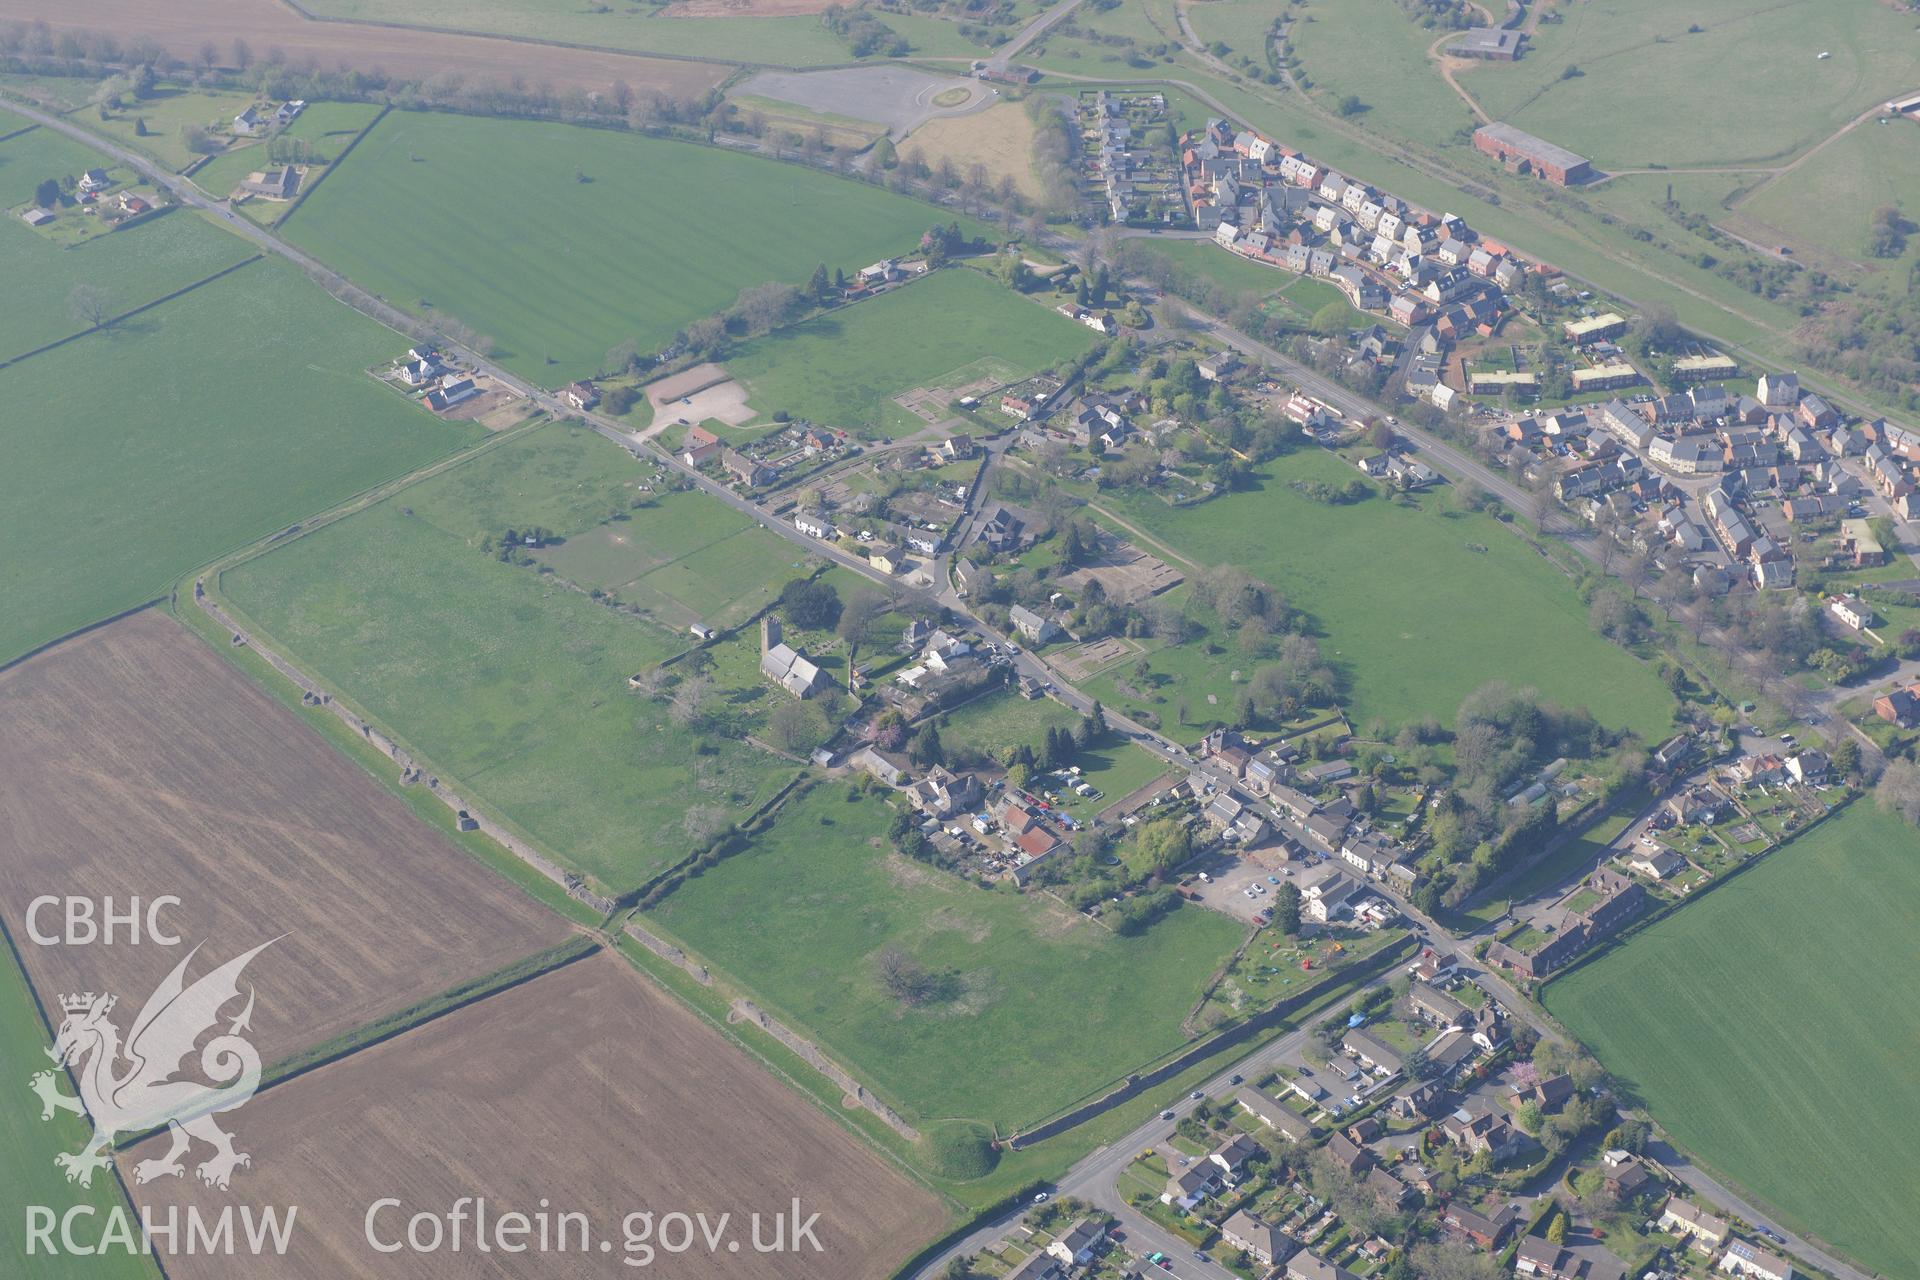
[0,950,158,1280]
[0,255,478,666]
[648,783,1246,1129]
[0,209,253,361]
[1459,0,1920,170]
[285,112,974,382]
[1547,802,1920,1278]
[1102,450,1676,737]
[726,268,1100,435]
[221,423,796,891]
[406,433,811,635]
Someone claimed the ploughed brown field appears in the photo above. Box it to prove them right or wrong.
[0,610,567,1065]
[127,950,946,1278]
[5,0,729,98]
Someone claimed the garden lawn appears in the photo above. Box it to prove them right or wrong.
[726,269,1100,436]
[0,950,157,1280]
[648,784,1246,1128]
[0,256,477,666]
[221,428,796,891]
[1546,802,1920,1278]
[1103,450,1675,737]
[284,112,976,382]
[0,209,253,361]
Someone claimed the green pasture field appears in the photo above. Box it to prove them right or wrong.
[88,85,262,171]
[0,105,31,136]
[1281,0,1477,151]
[0,121,109,206]
[0,75,102,112]
[1737,121,1920,270]
[1546,802,1920,1278]
[868,11,998,57]
[0,209,254,362]
[284,112,975,382]
[646,783,1246,1129]
[1459,0,1920,170]
[1099,450,1676,737]
[0,950,158,1280]
[400,418,640,542]
[538,489,809,632]
[221,428,796,891]
[1071,0,1177,47]
[726,269,1100,436]
[1168,0,1272,69]
[1030,33,1183,82]
[300,0,854,65]
[0,256,477,666]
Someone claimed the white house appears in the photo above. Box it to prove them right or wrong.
[1828,596,1870,631]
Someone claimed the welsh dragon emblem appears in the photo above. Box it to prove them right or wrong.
[31,940,276,1191]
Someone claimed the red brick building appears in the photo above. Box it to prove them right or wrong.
[1473,123,1592,186]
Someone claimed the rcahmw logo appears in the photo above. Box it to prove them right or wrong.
[27,938,299,1258]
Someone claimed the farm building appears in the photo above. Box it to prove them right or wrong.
[1449,27,1523,60]
[240,166,298,199]
[20,207,52,226]
[1472,123,1592,185]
